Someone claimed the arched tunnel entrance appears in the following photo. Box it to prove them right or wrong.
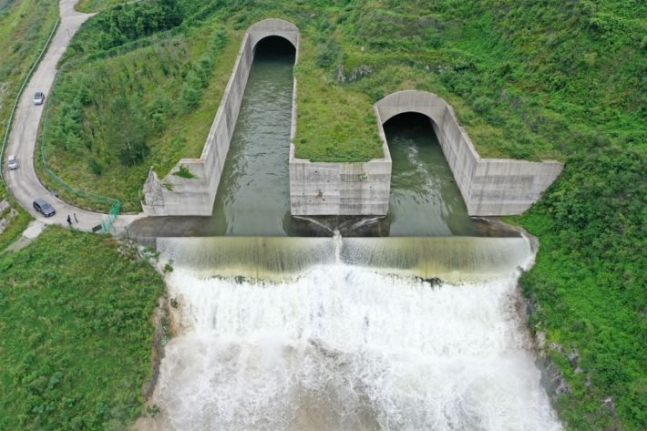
[254,35,296,58]
[384,112,477,236]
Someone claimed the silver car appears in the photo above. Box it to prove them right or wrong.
[7,154,19,170]
[34,91,45,105]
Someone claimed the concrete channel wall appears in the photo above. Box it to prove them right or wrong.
[288,51,392,215]
[288,137,392,216]
[374,90,563,216]
[141,19,299,216]
[141,21,559,218]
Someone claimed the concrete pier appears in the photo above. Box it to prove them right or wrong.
[288,116,392,216]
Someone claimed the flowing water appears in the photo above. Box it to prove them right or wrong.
[209,39,295,236]
[140,236,562,431]
[386,114,478,236]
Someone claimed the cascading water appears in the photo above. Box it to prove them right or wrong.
[140,236,563,431]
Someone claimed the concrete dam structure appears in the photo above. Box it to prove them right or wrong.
[141,20,562,218]
[288,135,392,216]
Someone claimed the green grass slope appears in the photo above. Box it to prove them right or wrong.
[518,150,647,430]
[0,0,58,114]
[39,0,647,208]
[41,22,239,211]
[0,227,166,430]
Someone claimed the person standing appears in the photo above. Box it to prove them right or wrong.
[67,215,72,227]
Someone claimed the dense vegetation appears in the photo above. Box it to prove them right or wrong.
[0,0,58,155]
[0,227,166,430]
[40,0,647,211]
[3,0,645,430]
[519,151,647,429]
[0,0,58,109]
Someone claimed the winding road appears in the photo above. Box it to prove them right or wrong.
[3,0,144,236]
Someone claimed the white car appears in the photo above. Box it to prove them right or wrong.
[34,91,45,105]
[7,154,19,170]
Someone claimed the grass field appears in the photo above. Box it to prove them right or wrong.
[0,227,166,430]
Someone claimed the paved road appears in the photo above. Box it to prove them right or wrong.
[4,0,144,235]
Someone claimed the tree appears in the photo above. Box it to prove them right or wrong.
[104,95,150,166]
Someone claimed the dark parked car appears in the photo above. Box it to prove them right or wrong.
[33,198,56,217]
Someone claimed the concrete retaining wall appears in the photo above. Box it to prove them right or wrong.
[288,79,392,215]
[142,24,558,218]
[288,99,392,216]
[374,90,563,216]
[288,138,392,216]
[142,19,299,216]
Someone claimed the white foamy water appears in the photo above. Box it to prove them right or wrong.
[142,259,562,431]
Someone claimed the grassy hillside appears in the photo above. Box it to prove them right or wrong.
[0,227,166,430]
[39,0,647,210]
[26,1,647,429]
[41,18,240,211]
[0,0,58,149]
[0,0,58,114]
[76,0,123,12]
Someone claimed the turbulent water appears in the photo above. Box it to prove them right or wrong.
[140,237,563,431]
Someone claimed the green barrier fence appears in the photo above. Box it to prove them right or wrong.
[101,201,122,234]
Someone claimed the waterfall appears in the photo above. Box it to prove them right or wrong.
[157,235,532,283]
[140,235,563,431]
[136,30,562,431]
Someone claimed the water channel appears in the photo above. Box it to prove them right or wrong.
[385,113,477,236]
[209,37,294,236]
[137,37,562,431]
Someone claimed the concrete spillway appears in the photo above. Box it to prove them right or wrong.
[157,235,532,283]
[135,18,563,431]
